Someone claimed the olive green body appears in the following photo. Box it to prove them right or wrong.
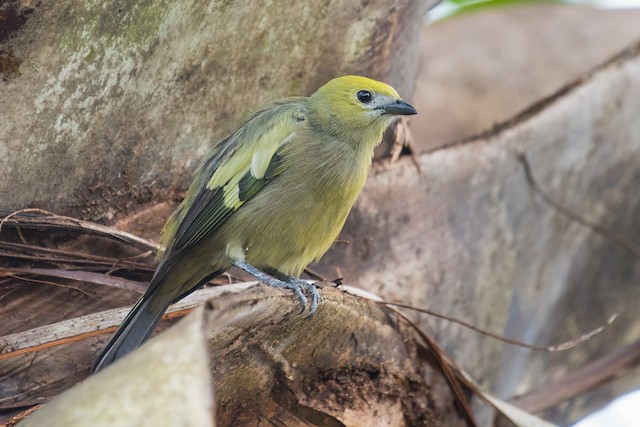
[93,75,416,372]
[167,123,374,294]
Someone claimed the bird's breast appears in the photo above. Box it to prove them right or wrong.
[222,136,372,276]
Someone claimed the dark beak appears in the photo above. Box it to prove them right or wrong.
[382,99,417,116]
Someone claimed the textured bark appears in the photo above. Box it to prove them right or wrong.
[203,286,465,426]
[8,287,467,427]
[0,0,433,219]
[15,305,214,427]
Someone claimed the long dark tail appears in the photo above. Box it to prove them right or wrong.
[92,269,222,373]
[91,286,170,373]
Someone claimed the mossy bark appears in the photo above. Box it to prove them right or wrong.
[0,0,433,220]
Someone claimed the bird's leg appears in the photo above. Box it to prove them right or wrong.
[231,260,317,315]
[264,268,320,316]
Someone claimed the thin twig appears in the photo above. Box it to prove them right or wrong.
[15,226,27,245]
[1,268,147,293]
[427,40,640,155]
[509,339,640,413]
[5,273,96,299]
[380,300,618,352]
[518,153,640,261]
[0,209,158,251]
[106,250,154,274]
[0,240,152,269]
[302,267,326,282]
[4,403,44,427]
[390,307,478,427]
[393,307,557,427]
[16,352,39,395]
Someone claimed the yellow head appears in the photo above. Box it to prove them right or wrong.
[307,75,417,143]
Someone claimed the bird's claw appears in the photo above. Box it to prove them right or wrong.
[304,282,320,317]
[231,261,320,316]
[288,283,307,313]
[283,280,319,317]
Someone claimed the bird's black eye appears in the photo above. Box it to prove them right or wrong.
[357,90,372,104]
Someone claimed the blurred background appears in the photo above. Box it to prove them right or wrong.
[416,0,640,149]
[1,0,639,425]
[418,1,640,426]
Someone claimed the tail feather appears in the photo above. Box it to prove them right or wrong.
[92,268,223,373]
[92,291,169,373]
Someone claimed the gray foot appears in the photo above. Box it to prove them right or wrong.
[232,260,320,315]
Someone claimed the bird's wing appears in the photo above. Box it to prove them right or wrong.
[157,98,305,267]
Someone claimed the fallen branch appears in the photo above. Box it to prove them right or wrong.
[0,283,257,361]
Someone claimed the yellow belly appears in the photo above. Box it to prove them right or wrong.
[219,151,369,275]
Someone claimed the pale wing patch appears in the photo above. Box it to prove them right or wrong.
[209,129,293,190]
[250,130,295,179]
[250,146,274,180]
[207,147,251,190]
[222,173,244,209]
[156,100,304,271]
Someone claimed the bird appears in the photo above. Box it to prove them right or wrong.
[93,75,417,372]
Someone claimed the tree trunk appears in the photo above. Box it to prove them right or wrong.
[0,0,432,218]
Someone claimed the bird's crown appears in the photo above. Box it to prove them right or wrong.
[313,75,400,100]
